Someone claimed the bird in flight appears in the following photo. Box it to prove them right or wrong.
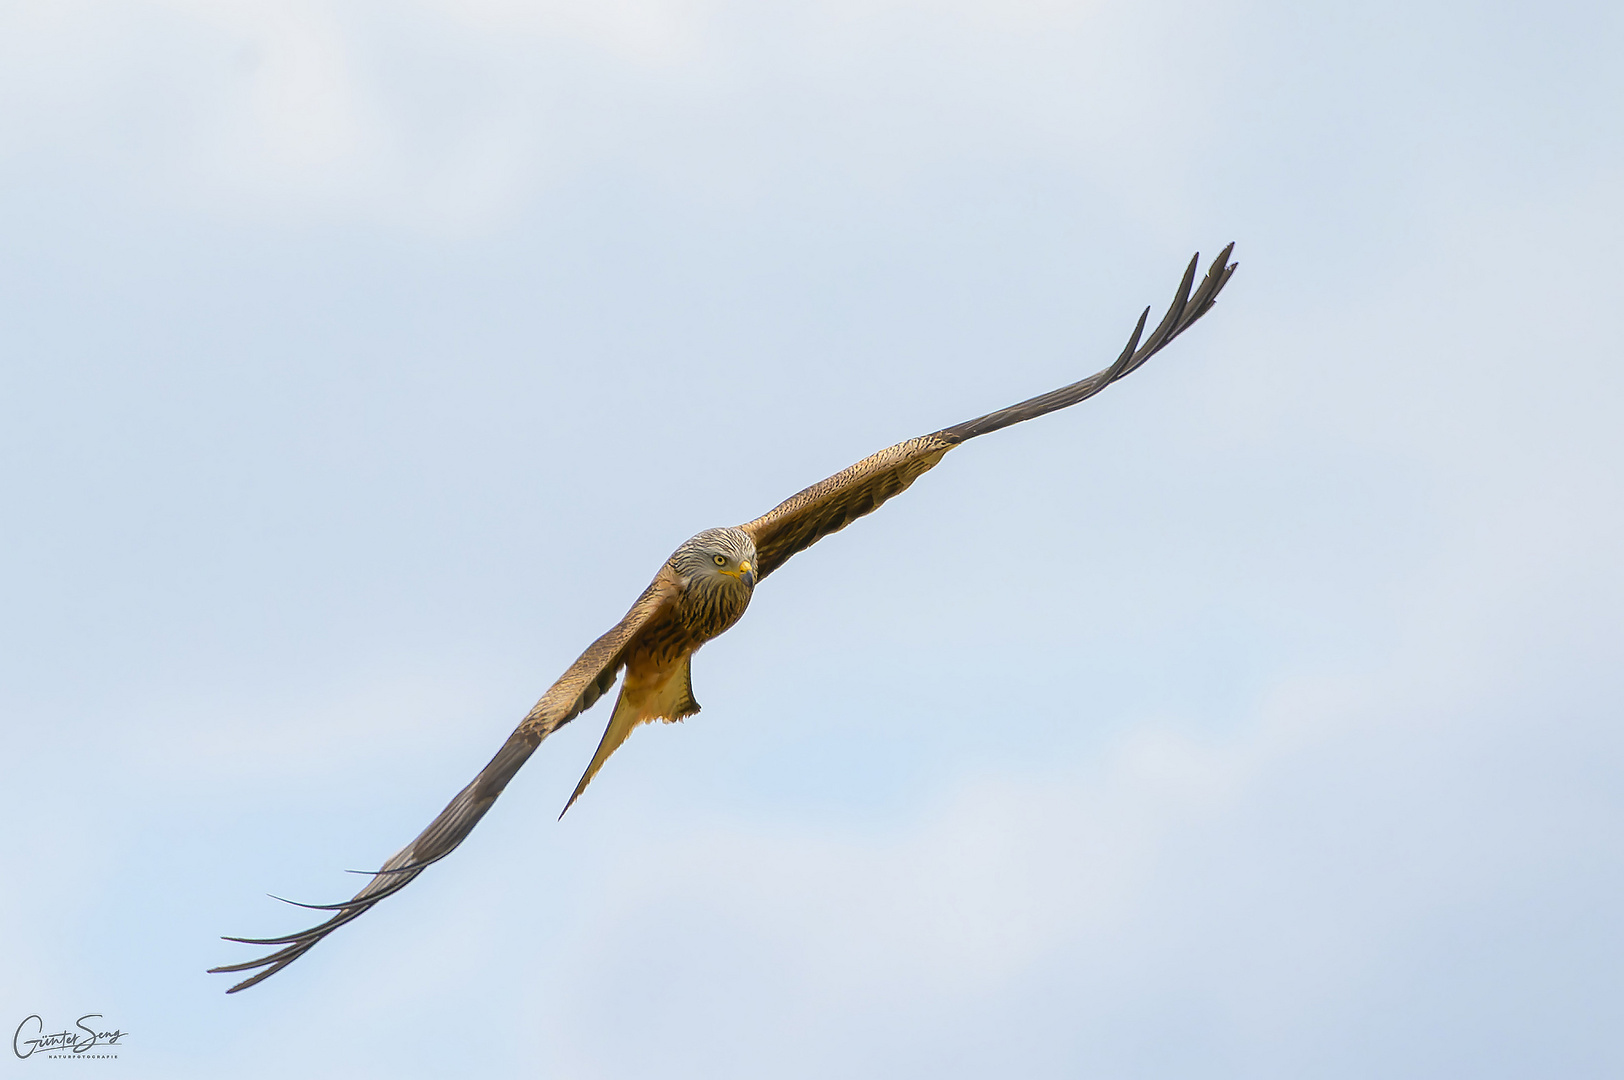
[212,244,1237,993]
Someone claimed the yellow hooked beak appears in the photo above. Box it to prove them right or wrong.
[721,560,756,588]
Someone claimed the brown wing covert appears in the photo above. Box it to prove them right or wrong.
[740,435,958,581]
[738,244,1236,584]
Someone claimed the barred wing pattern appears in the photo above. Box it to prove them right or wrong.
[741,244,1236,578]
[209,578,677,993]
[741,436,956,581]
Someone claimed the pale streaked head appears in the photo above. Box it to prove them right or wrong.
[670,526,757,590]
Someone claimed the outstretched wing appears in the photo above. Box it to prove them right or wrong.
[740,244,1236,581]
[209,573,680,993]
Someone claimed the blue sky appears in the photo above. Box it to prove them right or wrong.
[2,0,1621,1076]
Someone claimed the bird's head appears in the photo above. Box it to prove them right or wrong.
[672,527,757,591]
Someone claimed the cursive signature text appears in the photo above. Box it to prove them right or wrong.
[13,1015,127,1059]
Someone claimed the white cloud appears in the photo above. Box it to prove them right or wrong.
[0,0,1179,233]
[177,2,376,195]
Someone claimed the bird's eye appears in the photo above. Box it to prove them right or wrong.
[713,554,727,566]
